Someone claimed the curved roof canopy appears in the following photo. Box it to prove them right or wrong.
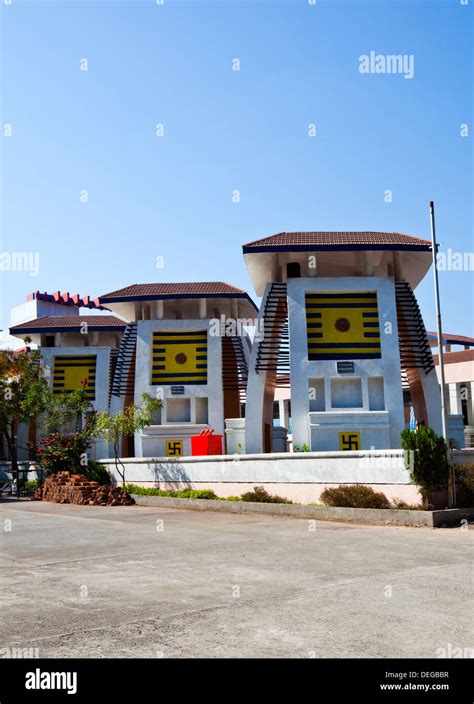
[99,281,258,320]
[243,231,434,296]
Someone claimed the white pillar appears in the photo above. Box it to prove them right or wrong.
[156,300,164,319]
[469,382,474,425]
[278,399,289,429]
[231,299,239,321]
[448,383,462,415]
[199,298,207,319]
[363,251,374,276]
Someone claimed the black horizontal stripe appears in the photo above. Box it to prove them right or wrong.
[362,312,378,318]
[196,355,207,360]
[152,339,207,345]
[363,322,379,327]
[153,331,206,337]
[306,302,378,309]
[307,323,323,328]
[151,381,208,386]
[363,333,381,338]
[307,333,323,338]
[53,365,95,370]
[306,292,376,299]
[54,356,97,362]
[306,313,322,319]
[196,364,207,369]
[308,342,381,349]
[309,352,381,360]
[152,372,207,378]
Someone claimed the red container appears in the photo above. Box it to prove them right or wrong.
[191,430,223,456]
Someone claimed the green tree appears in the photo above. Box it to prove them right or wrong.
[0,345,50,496]
[401,426,450,505]
[94,393,161,486]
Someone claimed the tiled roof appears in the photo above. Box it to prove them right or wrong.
[100,282,251,302]
[10,316,127,334]
[432,350,474,366]
[427,331,474,347]
[243,231,432,252]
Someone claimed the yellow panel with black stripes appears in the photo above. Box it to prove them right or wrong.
[305,292,381,360]
[53,355,96,400]
[152,330,207,385]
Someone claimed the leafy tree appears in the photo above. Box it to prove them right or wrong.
[44,380,96,435]
[94,393,162,486]
[0,346,50,495]
[401,426,450,505]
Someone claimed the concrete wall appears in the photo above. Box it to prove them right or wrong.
[98,450,422,504]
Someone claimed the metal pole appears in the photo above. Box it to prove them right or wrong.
[429,201,454,505]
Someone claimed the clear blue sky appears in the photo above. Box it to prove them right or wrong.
[1,0,472,334]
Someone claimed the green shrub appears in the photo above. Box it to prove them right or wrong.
[391,498,425,511]
[123,484,218,500]
[83,459,111,485]
[226,496,241,501]
[454,464,474,508]
[320,485,390,509]
[401,426,449,503]
[240,486,292,504]
[25,479,41,491]
[175,489,218,500]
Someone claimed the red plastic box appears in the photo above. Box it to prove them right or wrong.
[191,429,223,456]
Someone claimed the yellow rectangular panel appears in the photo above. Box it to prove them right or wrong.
[53,355,96,400]
[152,331,207,385]
[306,292,381,360]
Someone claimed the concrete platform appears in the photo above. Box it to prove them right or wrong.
[131,494,474,527]
[0,501,472,658]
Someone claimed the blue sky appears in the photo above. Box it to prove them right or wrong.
[1,0,472,334]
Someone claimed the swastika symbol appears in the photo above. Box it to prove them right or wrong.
[166,440,183,457]
[339,432,361,451]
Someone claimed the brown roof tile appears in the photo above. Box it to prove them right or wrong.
[100,281,250,302]
[432,350,474,366]
[427,331,474,346]
[243,231,432,251]
[10,316,127,334]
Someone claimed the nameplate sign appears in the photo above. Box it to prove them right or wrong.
[337,361,355,374]
[171,385,185,395]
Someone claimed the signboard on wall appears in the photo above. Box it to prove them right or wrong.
[339,432,361,451]
[166,440,183,457]
[337,361,355,373]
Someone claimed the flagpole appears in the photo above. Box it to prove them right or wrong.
[429,201,453,504]
[430,201,448,440]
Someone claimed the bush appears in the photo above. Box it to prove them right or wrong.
[124,484,218,500]
[401,426,449,503]
[454,464,474,508]
[240,486,293,504]
[391,498,425,511]
[25,479,41,491]
[38,432,90,474]
[320,485,391,509]
[83,460,111,485]
[226,496,241,501]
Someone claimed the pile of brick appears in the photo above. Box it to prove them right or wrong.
[34,472,134,506]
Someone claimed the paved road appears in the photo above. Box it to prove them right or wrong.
[0,501,472,658]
